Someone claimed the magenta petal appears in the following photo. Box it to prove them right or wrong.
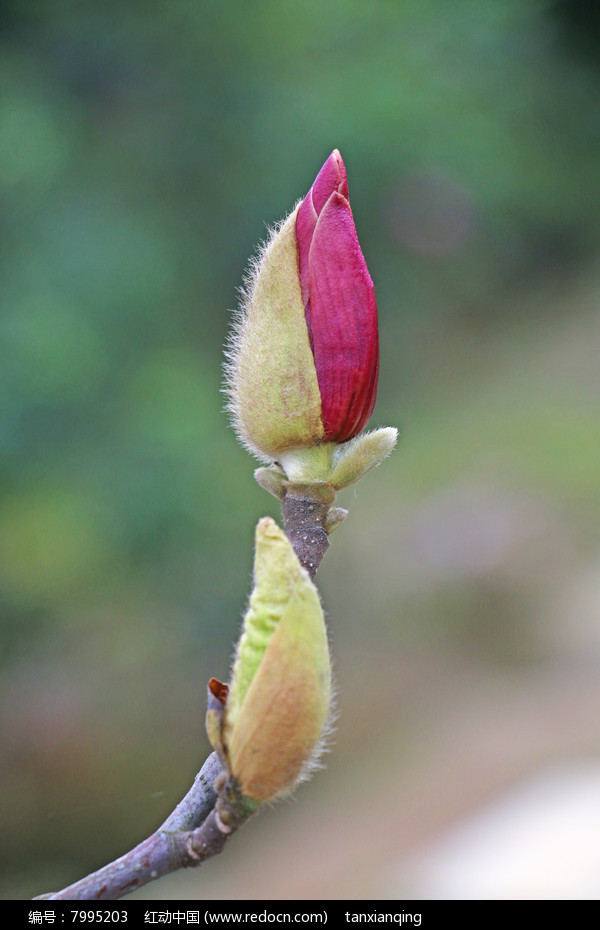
[295,150,379,442]
[307,192,379,441]
[311,150,348,215]
[296,150,349,316]
[296,194,318,313]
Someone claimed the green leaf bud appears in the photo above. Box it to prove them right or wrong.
[218,517,332,803]
[329,427,398,490]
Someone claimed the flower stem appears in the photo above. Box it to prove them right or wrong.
[281,492,330,579]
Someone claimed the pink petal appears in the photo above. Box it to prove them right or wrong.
[296,150,349,316]
[307,192,379,441]
[311,150,348,215]
[296,193,318,312]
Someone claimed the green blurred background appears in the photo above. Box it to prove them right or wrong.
[2,0,600,900]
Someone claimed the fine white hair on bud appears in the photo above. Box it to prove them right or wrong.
[223,206,324,464]
[223,212,290,461]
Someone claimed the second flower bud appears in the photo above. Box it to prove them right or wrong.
[207,517,332,804]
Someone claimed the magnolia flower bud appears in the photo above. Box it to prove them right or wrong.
[207,517,332,803]
[226,150,379,464]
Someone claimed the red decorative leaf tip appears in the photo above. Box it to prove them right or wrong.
[296,150,379,443]
[208,677,229,705]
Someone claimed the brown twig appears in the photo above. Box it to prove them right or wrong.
[281,492,330,579]
[35,753,226,900]
[34,498,329,901]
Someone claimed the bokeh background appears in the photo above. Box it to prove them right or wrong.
[2,0,600,900]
